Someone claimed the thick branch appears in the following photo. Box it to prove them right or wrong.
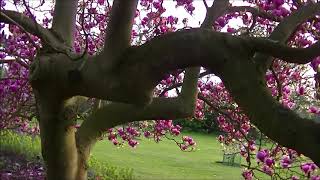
[178,67,200,111]
[111,28,320,105]
[33,29,320,105]
[227,6,281,22]
[255,2,320,69]
[101,0,139,69]
[75,97,190,153]
[248,36,320,63]
[52,0,78,46]
[217,2,320,165]
[202,0,229,28]
[75,66,201,162]
[0,11,40,49]
[116,28,320,76]
[0,10,73,55]
[219,59,320,166]
[175,0,231,128]
[0,10,45,38]
[173,0,227,132]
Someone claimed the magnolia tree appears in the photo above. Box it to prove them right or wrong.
[1,0,320,179]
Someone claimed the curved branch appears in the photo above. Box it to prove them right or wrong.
[227,6,281,22]
[247,36,320,63]
[254,2,320,69]
[225,3,320,165]
[118,28,320,73]
[202,0,229,28]
[202,0,209,9]
[75,97,190,154]
[0,10,45,38]
[75,70,199,166]
[0,10,73,55]
[219,59,320,166]
[0,12,40,50]
[36,29,320,105]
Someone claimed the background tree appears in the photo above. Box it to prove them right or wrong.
[1,0,320,179]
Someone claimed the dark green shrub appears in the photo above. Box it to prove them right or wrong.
[174,112,221,133]
[88,156,134,180]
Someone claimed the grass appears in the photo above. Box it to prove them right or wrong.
[0,130,134,180]
[92,132,246,180]
[0,130,273,180]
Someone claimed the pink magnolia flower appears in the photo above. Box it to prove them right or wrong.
[296,86,305,96]
[97,0,104,5]
[128,139,139,148]
[282,86,291,94]
[144,131,151,138]
[300,163,312,174]
[311,57,320,71]
[242,170,253,180]
[170,128,180,136]
[265,157,275,167]
[257,150,269,162]
[217,17,226,27]
[262,165,273,176]
[315,22,320,30]
[112,139,118,145]
[273,0,284,6]
[280,155,292,168]
[227,27,236,33]
[309,106,319,114]
[311,175,320,180]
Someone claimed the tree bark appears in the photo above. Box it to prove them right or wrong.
[36,92,80,180]
[76,146,89,180]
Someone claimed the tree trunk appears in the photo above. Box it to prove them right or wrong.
[76,145,90,180]
[37,93,88,180]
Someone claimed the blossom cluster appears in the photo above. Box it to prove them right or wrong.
[105,120,196,151]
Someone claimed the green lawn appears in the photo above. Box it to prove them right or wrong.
[1,129,272,180]
[92,132,245,180]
